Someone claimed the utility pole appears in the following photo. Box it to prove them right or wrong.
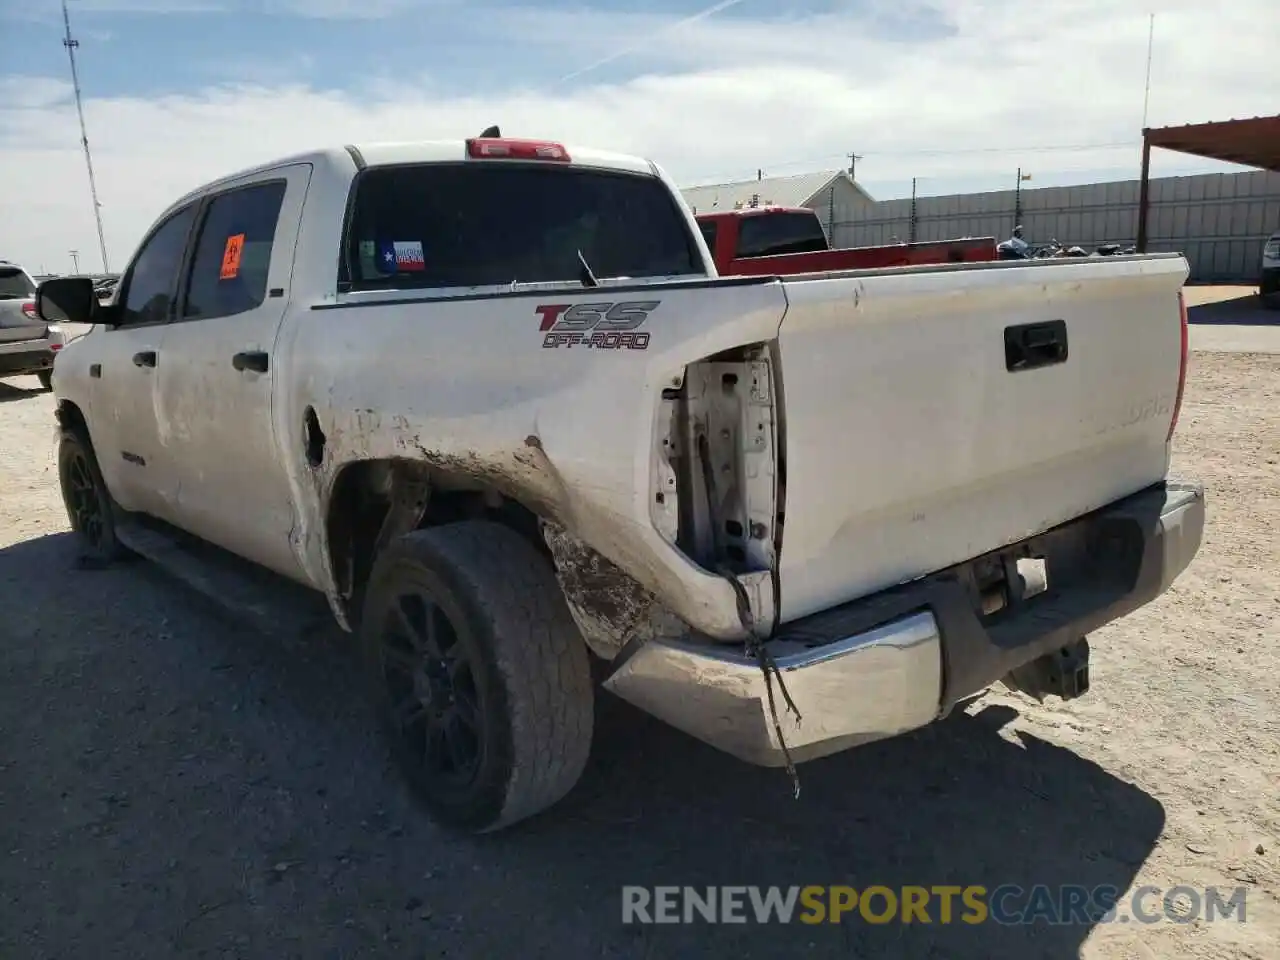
[61,0,110,274]
[1141,13,1156,129]
[1014,168,1032,227]
[69,250,81,274]
[909,178,918,244]
[847,152,863,180]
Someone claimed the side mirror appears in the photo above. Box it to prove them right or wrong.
[36,277,99,326]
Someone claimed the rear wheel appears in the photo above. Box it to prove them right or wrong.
[57,428,131,563]
[360,521,593,833]
[37,370,53,391]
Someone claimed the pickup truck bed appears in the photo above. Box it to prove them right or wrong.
[286,252,1190,641]
[694,205,996,276]
[38,137,1202,832]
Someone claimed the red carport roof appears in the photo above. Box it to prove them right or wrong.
[1143,115,1280,172]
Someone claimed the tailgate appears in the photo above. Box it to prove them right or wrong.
[773,254,1188,624]
[0,300,45,344]
[0,266,42,344]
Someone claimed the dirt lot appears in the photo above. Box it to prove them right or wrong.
[1,350,1278,960]
[1185,286,1280,354]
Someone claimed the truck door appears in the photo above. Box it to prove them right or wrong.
[86,202,198,519]
[153,164,312,582]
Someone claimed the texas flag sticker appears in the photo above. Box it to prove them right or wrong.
[377,239,425,272]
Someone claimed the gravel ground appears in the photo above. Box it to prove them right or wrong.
[1184,286,1280,355]
[1,352,1278,960]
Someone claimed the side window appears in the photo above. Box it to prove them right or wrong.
[183,181,286,321]
[698,220,718,254]
[119,205,196,327]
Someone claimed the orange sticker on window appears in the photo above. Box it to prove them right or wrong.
[220,233,245,280]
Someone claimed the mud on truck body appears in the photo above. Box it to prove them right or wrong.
[37,132,1203,832]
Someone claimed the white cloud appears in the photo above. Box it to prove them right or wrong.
[556,0,748,83]
[260,0,462,19]
[19,0,229,15]
[1,0,1276,273]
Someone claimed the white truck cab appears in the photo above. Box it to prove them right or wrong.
[35,133,1205,832]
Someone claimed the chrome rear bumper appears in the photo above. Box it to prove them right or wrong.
[604,480,1205,767]
[604,611,941,767]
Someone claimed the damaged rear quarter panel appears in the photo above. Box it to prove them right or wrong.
[273,281,789,641]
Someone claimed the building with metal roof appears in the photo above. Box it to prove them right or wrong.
[680,169,875,234]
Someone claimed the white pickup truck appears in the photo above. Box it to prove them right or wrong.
[36,132,1204,833]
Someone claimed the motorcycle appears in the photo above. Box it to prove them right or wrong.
[1094,242,1137,257]
[998,232,1103,261]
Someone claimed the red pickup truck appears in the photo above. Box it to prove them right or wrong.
[695,205,997,276]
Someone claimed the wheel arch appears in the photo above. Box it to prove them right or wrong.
[322,456,552,628]
[55,398,89,437]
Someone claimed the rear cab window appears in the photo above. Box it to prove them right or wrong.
[341,162,704,292]
[735,212,830,258]
[697,219,719,254]
[0,265,36,300]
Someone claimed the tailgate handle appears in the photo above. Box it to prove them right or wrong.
[1005,320,1067,372]
[232,350,269,374]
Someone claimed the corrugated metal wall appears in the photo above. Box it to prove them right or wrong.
[826,169,1280,282]
[812,180,877,240]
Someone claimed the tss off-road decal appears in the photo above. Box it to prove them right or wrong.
[536,301,659,350]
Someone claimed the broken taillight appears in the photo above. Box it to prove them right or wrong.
[1166,289,1189,443]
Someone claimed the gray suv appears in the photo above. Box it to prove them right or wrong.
[0,260,65,391]
[1261,231,1280,310]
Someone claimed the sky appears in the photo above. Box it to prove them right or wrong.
[0,0,1276,274]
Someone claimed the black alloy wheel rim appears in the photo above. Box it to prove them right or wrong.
[378,588,484,789]
[66,450,106,548]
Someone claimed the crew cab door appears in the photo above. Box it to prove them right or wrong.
[154,165,310,581]
[86,202,198,518]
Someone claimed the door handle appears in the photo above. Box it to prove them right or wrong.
[1004,320,1068,372]
[232,350,269,374]
[132,351,157,368]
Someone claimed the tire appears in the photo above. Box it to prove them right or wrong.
[360,521,593,833]
[57,428,131,563]
[37,370,53,391]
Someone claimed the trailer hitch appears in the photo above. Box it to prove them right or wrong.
[1003,637,1091,703]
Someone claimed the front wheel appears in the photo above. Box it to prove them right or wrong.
[57,429,130,563]
[360,521,593,833]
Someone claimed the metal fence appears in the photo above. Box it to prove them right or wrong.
[829,169,1280,282]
